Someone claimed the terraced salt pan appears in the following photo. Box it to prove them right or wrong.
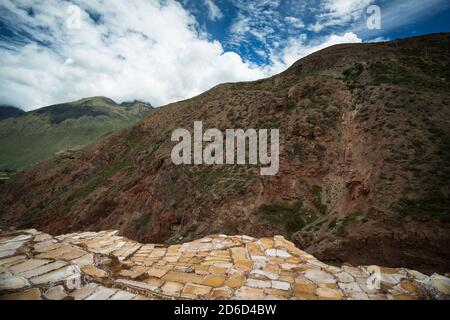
[0,229,449,300]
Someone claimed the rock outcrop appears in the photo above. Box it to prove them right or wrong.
[1,229,449,300]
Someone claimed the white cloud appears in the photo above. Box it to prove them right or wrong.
[204,0,223,21]
[267,32,362,74]
[285,16,305,29]
[0,0,263,110]
[322,0,373,22]
[307,22,325,33]
[227,0,283,47]
[309,0,373,32]
[323,0,372,19]
[366,36,389,43]
[229,13,251,35]
[0,0,364,111]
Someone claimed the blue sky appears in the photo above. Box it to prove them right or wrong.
[0,0,449,110]
[178,0,450,65]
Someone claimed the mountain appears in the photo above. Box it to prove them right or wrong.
[0,97,153,171]
[0,33,449,273]
[0,105,25,120]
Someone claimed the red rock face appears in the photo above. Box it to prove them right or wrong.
[1,33,450,274]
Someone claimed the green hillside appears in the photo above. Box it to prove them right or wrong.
[0,97,152,171]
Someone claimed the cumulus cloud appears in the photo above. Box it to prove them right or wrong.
[0,0,363,111]
[0,0,264,110]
